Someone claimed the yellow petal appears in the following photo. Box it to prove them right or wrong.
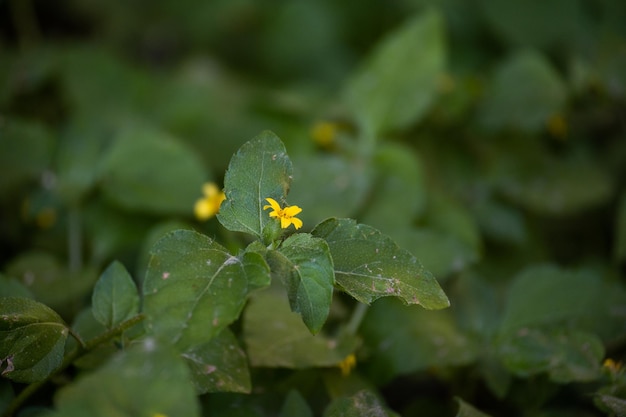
[202,182,219,197]
[283,205,302,216]
[280,217,291,229]
[291,217,303,229]
[264,197,281,211]
[194,199,213,221]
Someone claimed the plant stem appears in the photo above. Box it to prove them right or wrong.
[2,314,146,417]
[67,205,82,274]
[346,302,368,335]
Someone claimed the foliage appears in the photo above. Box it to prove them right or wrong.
[1,0,626,416]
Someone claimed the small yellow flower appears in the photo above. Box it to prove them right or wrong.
[263,197,303,230]
[194,182,225,221]
[603,358,623,373]
[310,121,338,148]
[338,353,357,376]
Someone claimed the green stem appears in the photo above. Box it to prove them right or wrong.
[67,205,82,273]
[2,314,146,417]
[346,302,368,335]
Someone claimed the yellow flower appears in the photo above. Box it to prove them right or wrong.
[263,197,303,230]
[310,121,338,148]
[603,358,623,373]
[338,353,357,376]
[194,182,225,221]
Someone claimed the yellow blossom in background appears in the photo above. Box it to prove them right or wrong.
[263,197,303,230]
[310,121,338,148]
[603,358,623,374]
[338,353,357,376]
[547,113,568,140]
[194,182,225,221]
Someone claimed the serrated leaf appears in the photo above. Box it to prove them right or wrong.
[142,230,257,350]
[280,390,313,417]
[312,218,449,309]
[54,338,200,417]
[182,328,250,394]
[217,131,293,238]
[243,289,359,369]
[241,248,272,294]
[0,297,68,383]
[455,398,493,417]
[268,234,334,334]
[498,328,604,383]
[92,261,139,329]
[323,390,390,417]
[344,9,446,135]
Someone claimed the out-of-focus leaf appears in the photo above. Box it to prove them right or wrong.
[312,218,449,309]
[289,154,370,228]
[595,395,626,417]
[498,328,604,383]
[361,298,477,384]
[0,274,34,299]
[182,328,250,394]
[344,8,446,135]
[99,127,207,215]
[0,297,68,383]
[69,308,114,370]
[243,289,358,369]
[143,230,267,350]
[92,261,139,329]
[268,234,334,334]
[54,339,200,417]
[217,131,293,239]
[455,398,493,417]
[478,50,567,132]
[323,389,390,417]
[0,379,15,415]
[280,390,314,417]
[615,191,626,262]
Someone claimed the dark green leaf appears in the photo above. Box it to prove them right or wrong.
[0,274,34,299]
[324,390,390,417]
[0,297,68,383]
[595,395,626,417]
[54,339,200,417]
[312,218,449,308]
[142,230,253,350]
[455,398,493,417]
[182,328,251,394]
[344,8,446,135]
[268,233,334,334]
[92,261,139,329]
[217,131,293,239]
[280,390,313,417]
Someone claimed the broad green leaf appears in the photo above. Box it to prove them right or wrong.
[54,338,200,417]
[241,248,272,294]
[243,289,359,369]
[0,274,34,299]
[455,398,493,417]
[280,390,313,417]
[69,308,115,370]
[142,230,258,350]
[99,127,207,215]
[478,49,567,132]
[498,328,604,383]
[344,8,446,135]
[595,395,626,417]
[217,131,293,239]
[311,218,449,309]
[268,234,334,334]
[324,390,390,417]
[0,297,68,383]
[182,328,251,394]
[92,261,139,329]
[361,298,477,384]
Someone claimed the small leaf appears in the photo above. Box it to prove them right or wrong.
[280,390,313,417]
[54,339,200,417]
[142,230,253,350]
[0,297,68,383]
[241,246,272,294]
[268,234,334,334]
[182,328,251,394]
[312,218,449,309]
[323,390,390,417]
[218,131,293,239]
[455,398,493,417]
[92,261,139,329]
[344,8,446,135]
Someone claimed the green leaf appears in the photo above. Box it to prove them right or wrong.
[241,247,272,294]
[498,328,604,383]
[54,338,200,417]
[344,8,446,135]
[0,297,68,383]
[455,398,493,417]
[311,218,449,309]
[280,390,313,417]
[243,289,359,369]
[99,127,207,215]
[615,191,626,262]
[361,298,476,384]
[324,390,390,417]
[478,49,567,132]
[143,230,259,350]
[92,261,139,329]
[182,328,251,394]
[595,395,626,417]
[0,274,34,299]
[217,131,293,239]
[268,234,334,334]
